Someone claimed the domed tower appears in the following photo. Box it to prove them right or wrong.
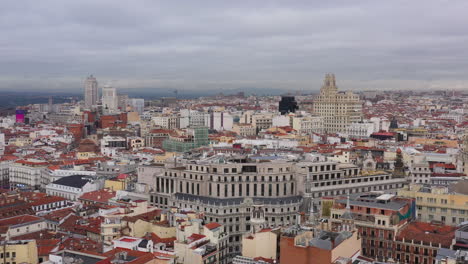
[251,200,266,233]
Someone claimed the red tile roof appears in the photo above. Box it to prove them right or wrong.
[148,233,176,247]
[396,222,456,247]
[204,222,222,230]
[0,214,43,227]
[79,189,116,204]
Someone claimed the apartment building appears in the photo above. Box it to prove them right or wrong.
[329,193,415,262]
[398,184,468,226]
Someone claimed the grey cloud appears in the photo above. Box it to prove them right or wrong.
[1,0,468,92]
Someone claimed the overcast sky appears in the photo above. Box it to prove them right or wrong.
[1,0,468,92]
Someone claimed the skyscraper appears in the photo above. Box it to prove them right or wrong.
[102,85,118,113]
[84,75,98,108]
[313,74,362,133]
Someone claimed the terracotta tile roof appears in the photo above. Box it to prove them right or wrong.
[36,239,60,256]
[99,248,155,264]
[60,237,103,253]
[0,214,43,227]
[59,215,102,235]
[396,221,456,248]
[28,195,67,207]
[204,222,222,230]
[122,209,162,223]
[79,189,116,204]
[42,208,75,222]
[187,233,205,243]
[11,230,61,240]
[148,233,176,247]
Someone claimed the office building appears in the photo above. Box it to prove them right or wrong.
[313,74,362,133]
[84,75,98,108]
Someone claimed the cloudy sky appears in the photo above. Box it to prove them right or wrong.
[1,0,468,93]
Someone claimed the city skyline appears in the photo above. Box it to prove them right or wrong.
[1,1,468,92]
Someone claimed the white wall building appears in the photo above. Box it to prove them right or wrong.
[345,122,375,138]
[46,175,102,201]
[102,86,118,113]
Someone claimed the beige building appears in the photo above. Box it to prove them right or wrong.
[232,124,256,137]
[239,112,275,134]
[241,228,279,260]
[174,221,228,264]
[398,184,468,226]
[312,74,362,133]
[0,215,47,239]
[460,132,468,175]
[0,240,38,264]
[251,113,274,132]
[292,115,324,135]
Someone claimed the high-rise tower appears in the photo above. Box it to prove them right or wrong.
[84,75,98,108]
[102,85,118,113]
[313,74,362,133]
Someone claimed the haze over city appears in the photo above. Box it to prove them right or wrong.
[2,0,468,92]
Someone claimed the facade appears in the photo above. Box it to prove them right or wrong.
[296,160,406,200]
[233,124,256,137]
[345,122,375,138]
[84,75,98,108]
[241,228,278,260]
[0,240,38,264]
[180,110,233,131]
[9,159,49,190]
[279,227,361,264]
[251,114,274,134]
[394,222,456,264]
[142,157,302,259]
[0,215,47,239]
[312,74,362,133]
[45,175,101,200]
[174,222,228,264]
[409,162,432,184]
[329,193,416,262]
[398,184,468,226]
[162,127,209,153]
[102,86,118,113]
[144,129,171,148]
[292,115,324,135]
[153,115,180,130]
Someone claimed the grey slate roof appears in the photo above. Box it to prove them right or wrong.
[52,175,91,188]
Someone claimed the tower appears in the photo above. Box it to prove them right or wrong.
[102,86,118,114]
[340,194,354,232]
[84,75,98,108]
[393,148,405,178]
[313,74,362,133]
[48,96,53,113]
[320,73,338,96]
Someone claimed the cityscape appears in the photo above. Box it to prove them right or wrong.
[1,1,468,264]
